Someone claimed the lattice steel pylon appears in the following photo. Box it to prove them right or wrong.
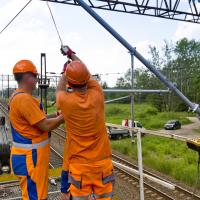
[40,0,200,24]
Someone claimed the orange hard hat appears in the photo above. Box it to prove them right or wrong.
[13,60,38,74]
[65,61,90,85]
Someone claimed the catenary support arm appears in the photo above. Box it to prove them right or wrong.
[75,0,200,115]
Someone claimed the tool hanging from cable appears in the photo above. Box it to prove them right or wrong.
[0,0,32,35]
[46,1,63,46]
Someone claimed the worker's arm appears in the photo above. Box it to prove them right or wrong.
[60,45,92,81]
[21,95,63,131]
[70,53,83,63]
[56,74,67,92]
[35,115,64,132]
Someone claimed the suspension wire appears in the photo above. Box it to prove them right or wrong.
[46,1,63,45]
[0,0,32,35]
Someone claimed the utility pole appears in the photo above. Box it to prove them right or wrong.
[130,48,145,200]
[129,49,145,200]
[39,53,49,114]
[130,49,135,144]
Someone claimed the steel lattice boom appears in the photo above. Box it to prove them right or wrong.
[41,0,200,24]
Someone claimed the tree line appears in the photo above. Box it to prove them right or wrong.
[2,38,199,113]
[103,38,200,112]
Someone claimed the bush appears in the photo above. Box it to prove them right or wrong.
[111,136,199,188]
[106,107,124,115]
[137,112,146,118]
[145,107,158,115]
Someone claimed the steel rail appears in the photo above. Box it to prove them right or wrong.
[73,0,200,116]
[53,127,200,199]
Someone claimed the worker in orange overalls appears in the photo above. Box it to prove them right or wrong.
[9,60,64,200]
[56,46,115,200]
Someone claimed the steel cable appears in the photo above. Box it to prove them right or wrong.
[0,0,32,35]
[46,1,63,45]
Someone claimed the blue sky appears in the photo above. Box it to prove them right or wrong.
[0,0,199,86]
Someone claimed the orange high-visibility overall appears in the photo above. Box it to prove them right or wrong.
[9,89,50,200]
[57,79,114,200]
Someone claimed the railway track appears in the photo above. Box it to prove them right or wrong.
[0,179,61,200]
[1,102,200,199]
[113,153,200,200]
[52,127,66,139]
[49,146,63,168]
[52,127,200,200]
[0,146,63,200]
[0,102,63,170]
[0,102,8,116]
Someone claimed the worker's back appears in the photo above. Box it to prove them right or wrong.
[57,79,111,164]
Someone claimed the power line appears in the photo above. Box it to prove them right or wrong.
[0,0,32,35]
[46,1,63,45]
[98,72,126,76]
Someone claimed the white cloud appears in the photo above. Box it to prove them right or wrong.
[134,40,160,68]
[174,3,200,40]
[0,0,84,76]
[0,0,131,87]
[174,23,200,40]
[2,0,195,88]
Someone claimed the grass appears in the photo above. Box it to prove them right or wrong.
[106,103,193,130]
[111,136,199,188]
[47,103,198,187]
[47,106,57,114]
[48,103,193,130]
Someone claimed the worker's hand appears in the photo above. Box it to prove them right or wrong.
[61,45,76,59]
[58,114,64,124]
[56,110,62,116]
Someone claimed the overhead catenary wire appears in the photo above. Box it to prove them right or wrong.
[46,1,63,45]
[99,72,125,76]
[0,0,32,35]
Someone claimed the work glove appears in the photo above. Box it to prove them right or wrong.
[61,45,76,59]
[61,170,71,193]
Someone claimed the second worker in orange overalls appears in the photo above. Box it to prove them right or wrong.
[56,46,115,200]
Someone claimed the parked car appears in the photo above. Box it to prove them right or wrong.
[108,120,144,140]
[164,120,181,130]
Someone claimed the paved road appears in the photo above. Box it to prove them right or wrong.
[160,117,200,139]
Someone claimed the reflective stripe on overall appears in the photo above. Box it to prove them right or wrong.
[9,92,50,200]
[68,173,114,200]
[62,160,115,200]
